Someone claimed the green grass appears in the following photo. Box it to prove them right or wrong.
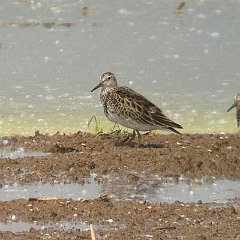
[87,115,103,133]
[87,115,130,135]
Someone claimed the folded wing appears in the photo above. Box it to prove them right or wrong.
[112,87,183,133]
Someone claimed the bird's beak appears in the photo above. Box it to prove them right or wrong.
[227,102,237,112]
[91,83,102,92]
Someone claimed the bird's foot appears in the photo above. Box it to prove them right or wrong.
[114,131,136,146]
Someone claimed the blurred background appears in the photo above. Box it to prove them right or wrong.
[0,0,240,136]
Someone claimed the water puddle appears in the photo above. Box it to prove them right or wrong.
[106,175,240,204]
[0,220,89,233]
[0,175,239,204]
[0,177,101,201]
[0,147,50,159]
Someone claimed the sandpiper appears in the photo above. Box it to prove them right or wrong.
[91,72,183,146]
[227,93,240,127]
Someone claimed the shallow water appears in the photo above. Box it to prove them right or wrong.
[0,175,239,204]
[0,0,240,135]
[0,147,49,159]
[0,177,101,201]
[0,220,89,233]
[106,175,240,204]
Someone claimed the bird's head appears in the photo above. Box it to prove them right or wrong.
[91,72,117,92]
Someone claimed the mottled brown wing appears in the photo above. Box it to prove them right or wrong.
[113,86,182,129]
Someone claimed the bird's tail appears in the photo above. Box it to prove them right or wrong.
[167,127,182,135]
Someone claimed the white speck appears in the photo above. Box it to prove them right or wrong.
[50,7,62,14]
[11,215,17,221]
[150,35,156,40]
[148,58,155,62]
[25,95,31,99]
[37,2,42,8]
[3,139,8,145]
[118,8,131,15]
[204,49,209,53]
[55,40,60,45]
[197,14,207,19]
[189,191,194,196]
[60,49,64,52]
[221,82,228,86]
[179,175,185,181]
[196,30,202,34]
[79,95,92,99]
[17,147,24,152]
[161,21,169,25]
[152,80,157,84]
[45,96,54,100]
[106,219,114,223]
[44,56,50,62]
[173,54,180,59]
[215,9,222,15]
[210,32,220,38]
[129,22,135,26]
[187,8,194,12]
[129,81,134,85]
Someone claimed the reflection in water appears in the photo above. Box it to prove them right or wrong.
[0,0,240,135]
[106,175,240,204]
[0,174,239,204]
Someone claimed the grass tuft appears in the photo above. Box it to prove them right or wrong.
[87,115,103,133]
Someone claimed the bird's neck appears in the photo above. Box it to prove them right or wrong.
[101,86,117,94]
[100,87,116,103]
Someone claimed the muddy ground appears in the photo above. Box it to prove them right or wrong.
[0,132,239,239]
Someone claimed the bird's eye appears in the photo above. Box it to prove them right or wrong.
[107,76,111,79]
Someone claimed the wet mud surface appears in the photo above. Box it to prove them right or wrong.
[0,132,239,239]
